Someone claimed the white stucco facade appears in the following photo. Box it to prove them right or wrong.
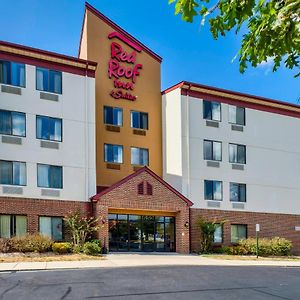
[0,64,96,202]
[163,88,300,215]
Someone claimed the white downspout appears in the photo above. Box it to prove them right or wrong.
[185,85,191,198]
[84,63,89,201]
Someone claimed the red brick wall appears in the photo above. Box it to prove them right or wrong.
[0,196,91,233]
[190,208,300,254]
[95,171,190,253]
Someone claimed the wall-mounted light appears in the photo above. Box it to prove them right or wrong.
[184,221,189,229]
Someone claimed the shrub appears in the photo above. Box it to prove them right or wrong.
[0,238,13,253]
[64,211,100,247]
[197,217,226,253]
[72,244,82,254]
[88,239,102,248]
[11,234,53,253]
[270,237,292,256]
[238,237,292,256]
[82,241,101,256]
[52,242,72,254]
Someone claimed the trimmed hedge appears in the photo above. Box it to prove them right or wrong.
[82,242,101,255]
[52,242,72,254]
[11,234,53,253]
[215,237,292,256]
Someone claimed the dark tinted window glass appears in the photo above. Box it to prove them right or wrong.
[36,68,62,94]
[0,61,25,87]
[37,164,62,189]
[36,116,62,142]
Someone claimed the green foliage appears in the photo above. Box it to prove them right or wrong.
[11,234,53,253]
[64,211,100,247]
[82,241,101,256]
[197,217,226,253]
[216,237,292,256]
[169,0,300,76]
[88,239,102,248]
[239,237,292,256]
[72,244,83,254]
[52,242,72,254]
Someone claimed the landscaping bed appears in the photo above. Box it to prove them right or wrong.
[201,254,300,261]
[0,252,104,263]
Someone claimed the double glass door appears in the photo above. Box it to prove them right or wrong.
[109,214,175,252]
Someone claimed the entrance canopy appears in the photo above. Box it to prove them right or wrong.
[91,167,193,254]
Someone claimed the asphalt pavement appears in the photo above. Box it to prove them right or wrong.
[0,265,299,300]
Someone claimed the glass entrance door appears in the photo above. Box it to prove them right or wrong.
[108,214,175,252]
[142,216,155,252]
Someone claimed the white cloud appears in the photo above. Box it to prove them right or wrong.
[258,57,274,75]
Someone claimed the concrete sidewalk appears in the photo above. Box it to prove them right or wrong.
[1,253,300,272]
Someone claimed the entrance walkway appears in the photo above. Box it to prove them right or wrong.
[1,253,300,272]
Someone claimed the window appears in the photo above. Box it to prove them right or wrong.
[131,147,149,166]
[36,67,62,94]
[231,224,247,243]
[0,60,25,87]
[104,144,123,164]
[229,144,246,164]
[214,224,223,243]
[39,216,63,241]
[230,183,246,202]
[203,100,221,121]
[203,140,222,161]
[104,106,123,126]
[0,215,27,238]
[131,111,148,130]
[138,182,144,195]
[146,182,153,195]
[36,115,62,142]
[204,180,223,201]
[229,105,245,125]
[0,160,26,186]
[37,164,63,189]
[0,110,26,137]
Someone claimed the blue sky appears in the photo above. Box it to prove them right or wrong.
[1,0,298,104]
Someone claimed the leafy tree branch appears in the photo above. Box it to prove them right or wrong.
[169,0,300,77]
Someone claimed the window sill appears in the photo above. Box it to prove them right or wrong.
[105,125,121,132]
[40,92,59,102]
[1,84,22,95]
[40,140,60,149]
[206,200,221,208]
[1,135,23,145]
[132,165,145,172]
[231,124,244,132]
[205,120,220,128]
[231,164,245,170]
[106,163,121,170]
[206,161,220,168]
[133,129,147,136]
[231,202,245,209]
[2,186,23,195]
[41,189,61,197]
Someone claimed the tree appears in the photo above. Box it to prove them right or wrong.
[169,0,300,77]
[64,211,100,247]
[197,217,226,253]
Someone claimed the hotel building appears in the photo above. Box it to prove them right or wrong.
[0,3,299,254]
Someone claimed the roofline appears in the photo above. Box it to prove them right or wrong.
[82,2,162,63]
[0,40,97,67]
[91,166,193,207]
[0,40,97,77]
[162,80,300,118]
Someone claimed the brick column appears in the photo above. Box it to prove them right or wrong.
[175,207,190,254]
[95,204,109,250]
